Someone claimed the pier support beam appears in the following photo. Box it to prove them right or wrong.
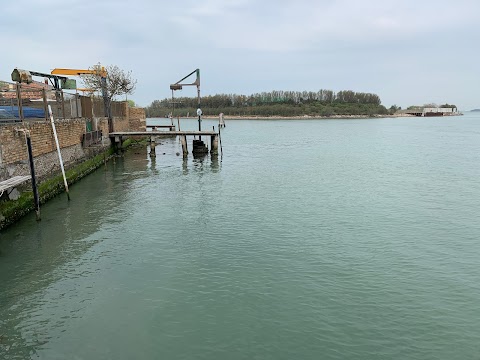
[180,135,188,157]
[211,135,219,155]
[115,136,123,154]
[150,137,156,157]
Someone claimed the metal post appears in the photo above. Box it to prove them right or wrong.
[101,76,112,133]
[60,90,66,119]
[42,89,49,121]
[75,93,80,118]
[197,70,201,139]
[48,105,70,200]
[26,134,40,221]
[16,83,24,122]
[171,89,175,126]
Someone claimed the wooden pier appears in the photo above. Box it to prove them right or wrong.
[109,130,219,156]
[146,125,176,131]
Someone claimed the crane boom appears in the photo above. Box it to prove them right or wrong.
[51,67,107,77]
[51,67,112,131]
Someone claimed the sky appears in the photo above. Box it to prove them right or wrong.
[1,0,479,110]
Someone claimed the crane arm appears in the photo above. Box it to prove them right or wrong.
[51,68,107,77]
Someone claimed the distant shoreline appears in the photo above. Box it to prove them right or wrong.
[206,114,411,120]
[149,113,464,121]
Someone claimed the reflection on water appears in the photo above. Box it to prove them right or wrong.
[1,116,480,359]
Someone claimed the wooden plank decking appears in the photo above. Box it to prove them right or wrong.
[0,175,31,192]
[146,125,176,130]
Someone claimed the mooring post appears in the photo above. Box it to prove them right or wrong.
[218,125,223,155]
[48,105,70,200]
[25,134,40,221]
[181,135,188,157]
[113,136,123,154]
[150,137,156,157]
[211,135,219,155]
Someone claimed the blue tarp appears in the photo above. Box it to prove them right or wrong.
[0,106,45,119]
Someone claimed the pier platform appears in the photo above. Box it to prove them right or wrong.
[109,131,219,156]
[109,131,217,137]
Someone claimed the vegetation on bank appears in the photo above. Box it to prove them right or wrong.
[407,103,458,110]
[146,89,395,118]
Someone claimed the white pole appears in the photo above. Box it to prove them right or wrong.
[48,105,70,200]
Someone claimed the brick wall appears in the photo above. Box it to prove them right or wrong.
[0,119,85,165]
[0,109,145,175]
[128,107,146,131]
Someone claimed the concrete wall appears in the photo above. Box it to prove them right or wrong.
[0,107,146,181]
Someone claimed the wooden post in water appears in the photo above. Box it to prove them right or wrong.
[150,137,156,157]
[211,135,219,155]
[25,133,40,221]
[180,135,188,157]
[218,125,223,155]
[211,126,218,155]
[48,105,70,200]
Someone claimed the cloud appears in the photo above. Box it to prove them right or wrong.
[1,0,479,108]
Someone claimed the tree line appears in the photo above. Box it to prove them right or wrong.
[145,89,387,118]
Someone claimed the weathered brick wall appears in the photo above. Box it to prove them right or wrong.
[113,116,130,132]
[128,107,146,131]
[0,109,145,179]
[0,119,85,165]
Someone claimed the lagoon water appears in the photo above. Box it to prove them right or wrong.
[1,114,480,359]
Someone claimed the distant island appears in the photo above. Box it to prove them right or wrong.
[145,89,397,118]
[470,109,480,112]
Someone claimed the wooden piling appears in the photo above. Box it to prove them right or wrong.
[181,135,188,156]
[26,135,40,221]
[211,135,219,155]
[150,137,156,157]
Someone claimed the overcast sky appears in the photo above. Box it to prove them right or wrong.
[2,0,479,110]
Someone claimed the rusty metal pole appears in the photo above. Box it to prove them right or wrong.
[196,69,201,139]
[42,88,49,121]
[25,133,40,221]
[16,83,24,122]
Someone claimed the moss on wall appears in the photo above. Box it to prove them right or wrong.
[0,147,115,230]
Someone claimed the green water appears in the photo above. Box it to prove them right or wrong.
[1,114,480,359]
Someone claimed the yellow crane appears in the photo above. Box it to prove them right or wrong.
[51,67,107,78]
[51,67,112,132]
[51,67,107,93]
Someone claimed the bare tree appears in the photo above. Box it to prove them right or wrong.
[81,64,137,102]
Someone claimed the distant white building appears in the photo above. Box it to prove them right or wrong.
[404,107,460,117]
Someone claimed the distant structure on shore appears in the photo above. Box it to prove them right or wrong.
[401,106,460,117]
